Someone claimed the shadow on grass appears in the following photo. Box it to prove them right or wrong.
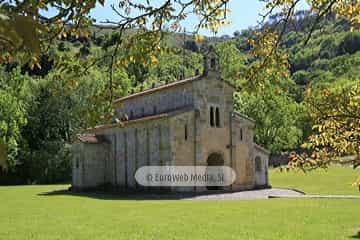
[38,185,273,201]
[38,188,247,201]
[350,231,360,239]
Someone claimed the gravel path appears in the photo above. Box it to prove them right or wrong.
[185,188,304,200]
[270,194,360,199]
[60,188,360,200]
[184,188,360,200]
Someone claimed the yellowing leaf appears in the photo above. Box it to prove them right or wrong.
[150,55,159,64]
[12,16,43,56]
[194,34,205,42]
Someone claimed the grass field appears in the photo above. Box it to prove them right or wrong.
[0,166,359,240]
[270,166,360,195]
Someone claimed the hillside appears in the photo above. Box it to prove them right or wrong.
[233,14,360,90]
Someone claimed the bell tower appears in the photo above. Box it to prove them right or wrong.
[203,45,220,77]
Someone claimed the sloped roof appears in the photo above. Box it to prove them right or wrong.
[114,75,202,104]
[113,74,236,105]
[83,106,194,134]
[232,111,255,124]
[254,144,271,155]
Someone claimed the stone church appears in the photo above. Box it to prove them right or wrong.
[72,49,270,192]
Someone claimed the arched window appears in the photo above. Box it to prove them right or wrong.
[215,107,220,127]
[255,156,262,172]
[210,107,214,127]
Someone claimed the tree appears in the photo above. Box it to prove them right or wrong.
[15,60,131,183]
[0,67,32,170]
[214,41,247,85]
[235,87,308,153]
[1,0,359,69]
[290,83,360,171]
[233,30,241,37]
[140,48,203,89]
[338,31,360,55]
[57,42,70,52]
[292,70,310,85]
[320,36,338,59]
[0,0,231,66]
[184,40,199,53]
[0,90,26,169]
[79,42,91,58]
[0,0,358,111]
[245,30,291,91]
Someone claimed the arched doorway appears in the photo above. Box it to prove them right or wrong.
[206,153,224,190]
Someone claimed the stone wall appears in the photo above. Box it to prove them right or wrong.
[231,116,256,190]
[170,111,196,166]
[94,118,172,189]
[254,146,269,187]
[169,111,196,191]
[192,72,234,167]
[191,72,237,191]
[72,142,108,189]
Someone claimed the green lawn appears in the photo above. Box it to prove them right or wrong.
[270,165,360,195]
[0,167,359,240]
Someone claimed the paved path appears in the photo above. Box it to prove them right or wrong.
[185,188,304,200]
[270,194,360,199]
[185,188,360,200]
[55,188,360,200]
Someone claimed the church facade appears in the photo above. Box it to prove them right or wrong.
[72,51,270,192]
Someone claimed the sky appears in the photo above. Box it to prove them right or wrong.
[89,0,309,36]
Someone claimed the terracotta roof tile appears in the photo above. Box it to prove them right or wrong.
[254,144,271,155]
[77,134,101,143]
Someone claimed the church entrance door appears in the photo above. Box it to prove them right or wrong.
[206,153,224,190]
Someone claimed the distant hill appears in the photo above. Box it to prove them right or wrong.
[88,24,221,48]
[28,14,360,91]
[231,13,360,90]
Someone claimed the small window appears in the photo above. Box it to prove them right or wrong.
[141,107,145,117]
[210,107,214,127]
[215,107,220,127]
[130,111,134,119]
[153,106,157,115]
[255,156,262,172]
[240,128,243,141]
[76,157,80,168]
[210,58,216,69]
[184,124,188,141]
